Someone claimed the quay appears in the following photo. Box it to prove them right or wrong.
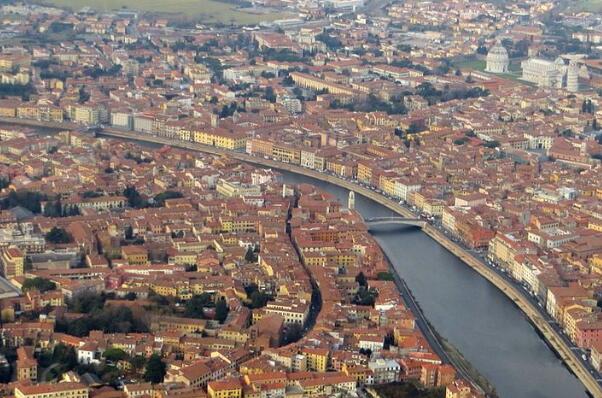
[2,118,601,398]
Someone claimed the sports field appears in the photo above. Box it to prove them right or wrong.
[39,0,290,24]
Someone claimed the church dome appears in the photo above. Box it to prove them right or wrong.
[485,41,510,74]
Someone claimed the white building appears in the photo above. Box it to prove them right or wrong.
[485,42,509,74]
[521,57,586,91]
[77,342,101,365]
[368,359,400,384]
[567,61,579,92]
[521,58,564,88]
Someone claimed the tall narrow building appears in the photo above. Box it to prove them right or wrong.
[348,191,355,210]
[567,61,579,92]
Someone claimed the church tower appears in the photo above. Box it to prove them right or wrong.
[348,191,355,210]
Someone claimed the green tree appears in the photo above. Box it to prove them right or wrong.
[125,225,134,240]
[1,191,46,213]
[144,354,166,383]
[153,191,183,207]
[45,227,72,244]
[377,272,394,281]
[51,343,77,371]
[0,177,10,190]
[22,277,56,293]
[184,293,212,318]
[129,355,146,372]
[245,246,258,263]
[249,291,270,309]
[103,348,128,362]
[282,323,303,345]
[215,297,229,323]
[355,271,367,287]
[123,186,147,209]
[353,286,378,306]
[264,86,276,103]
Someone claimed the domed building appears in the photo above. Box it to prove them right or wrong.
[485,41,509,74]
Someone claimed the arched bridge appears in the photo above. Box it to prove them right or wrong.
[364,217,426,228]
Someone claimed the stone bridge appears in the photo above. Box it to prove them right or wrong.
[363,216,426,228]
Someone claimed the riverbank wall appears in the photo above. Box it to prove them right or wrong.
[2,118,600,398]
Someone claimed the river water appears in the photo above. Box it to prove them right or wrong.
[22,124,587,398]
[282,171,588,398]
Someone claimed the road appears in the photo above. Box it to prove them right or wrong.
[2,117,601,398]
[94,127,602,398]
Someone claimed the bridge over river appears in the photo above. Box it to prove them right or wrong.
[363,216,426,228]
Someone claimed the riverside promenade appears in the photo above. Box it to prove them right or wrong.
[2,117,601,398]
[97,128,602,398]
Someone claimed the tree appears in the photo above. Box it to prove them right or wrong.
[316,32,343,51]
[123,186,147,209]
[1,190,46,213]
[45,227,72,244]
[184,293,212,318]
[355,271,367,287]
[264,86,276,103]
[144,354,166,383]
[282,323,303,345]
[82,190,103,199]
[245,246,258,263]
[130,355,147,372]
[383,332,395,350]
[484,140,500,149]
[125,225,134,240]
[353,286,378,306]
[407,122,421,134]
[219,102,238,118]
[78,86,90,103]
[0,177,9,190]
[103,348,128,362]
[153,190,183,207]
[215,297,229,323]
[51,343,77,371]
[249,291,270,309]
[377,272,394,281]
[56,305,146,337]
[22,277,56,293]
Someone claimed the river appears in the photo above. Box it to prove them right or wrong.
[281,171,588,398]
[21,123,588,397]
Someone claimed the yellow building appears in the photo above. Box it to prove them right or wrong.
[301,347,329,372]
[150,316,206,334]
[0,100,18,117]
[588,219,602,233]
[73,105,101,125]
[121,246,149,266]
[16,105,39,120]
[16,347,37,382]
[207,378,242,398]
[1,247,24,278]
[591,254,602,274]
[272,143,301,164]
[192,130,246,150]
[216,179,261,198]
[217,328,249,344]
[15,382,88,398]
